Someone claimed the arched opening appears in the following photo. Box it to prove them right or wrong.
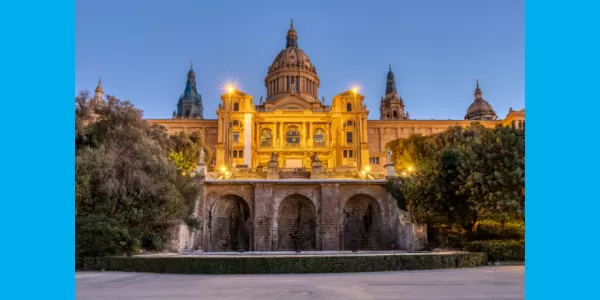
[393,111,398,118]
[233,103,239,111]
[346,103,352,112]
[210,195,251,251]
[277,194,316,251]
[342,194,386,250]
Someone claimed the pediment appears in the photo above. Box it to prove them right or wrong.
[270,95,312,110]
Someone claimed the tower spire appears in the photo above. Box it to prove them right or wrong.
[385,65,397,95]
[474,79,483,100]
[286,20,298,48]
[94,77,103,101]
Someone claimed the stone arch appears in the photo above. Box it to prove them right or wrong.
[277,194,317,251]
[341,194,386,250]
[210,194,252,251]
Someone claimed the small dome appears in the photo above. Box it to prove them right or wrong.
[465,80,498,120]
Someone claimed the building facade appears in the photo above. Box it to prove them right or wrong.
[145,22,525,177]
[94,22,524,252]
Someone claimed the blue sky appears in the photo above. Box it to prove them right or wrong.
[76,0,523,120]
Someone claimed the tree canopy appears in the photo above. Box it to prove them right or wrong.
[75,91,204,262]
[387,122,525,232]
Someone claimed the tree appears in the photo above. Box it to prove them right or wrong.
[75,92,199,262]
[168,131,211,175]
[386,122,525,234]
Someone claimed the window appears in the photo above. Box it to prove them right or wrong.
[346,103,352,112]
[343,150,354,158]
[511,120,516,129]
[260,129,273,147]
[233,103,239,111]
[343,150,347,158]
[314,129,326,147]
[232,132,240,143]
[232,150,243,158]
[286,127,300,145]
[232,120,239,126]
[393,111,398,118]
[346,131,353,143]
[345,120,353,127]
[369,157,380,165]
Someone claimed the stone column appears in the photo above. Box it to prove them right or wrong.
[253,183,274,251]
[320,183,341,250]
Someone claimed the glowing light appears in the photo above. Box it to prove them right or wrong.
[351,86,360,94]
[220,166,227,172]
[408,166,414,172]
[365,165,371,172]
[361,170,366,176]
[225,171,230,176]
[227,85,234,94]
[401,171,407,177]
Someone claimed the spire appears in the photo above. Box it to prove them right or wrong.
[385,64,397,95]
[286,19,298,48]
[474,79,483,100]
[94,77,103,101]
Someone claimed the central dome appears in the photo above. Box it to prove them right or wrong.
[264,21,320,105]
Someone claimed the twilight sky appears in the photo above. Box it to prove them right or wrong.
[76,0,524,120]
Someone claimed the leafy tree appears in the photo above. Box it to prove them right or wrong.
[169,131,211,175]
[75,92,199,262]
[386,122,525,236]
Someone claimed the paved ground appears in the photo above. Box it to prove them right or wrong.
[76,266,523,300]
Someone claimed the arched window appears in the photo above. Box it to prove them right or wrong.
[386,113,390,119]
[260,129,273,147]
[314,129,325,147]
[232,120,239,127]
[233,103,239,111]
[393,111,398,118]
[346,103,352,112]
[285,127,301,146]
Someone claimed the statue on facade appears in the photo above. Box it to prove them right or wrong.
[259,96,263,105]
[311,152,320,163]
[386,147,392,163]
[199,148,205,165]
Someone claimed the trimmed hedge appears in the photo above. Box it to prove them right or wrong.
[81,253,487,274]
[464,240,524,262]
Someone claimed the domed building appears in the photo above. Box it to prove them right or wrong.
[464,80,498,121]
[142,22,524,253]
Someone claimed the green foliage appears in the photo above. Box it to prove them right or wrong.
[184,216,202,231]
[168,131,211,175]
[470,220,524,241]
[386,123,525,235]
[81,253,487,273]
[75,91,199,260]
[76,214,140,267]
[464,240,524,261]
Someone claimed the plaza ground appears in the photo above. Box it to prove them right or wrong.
[76,266,523,300]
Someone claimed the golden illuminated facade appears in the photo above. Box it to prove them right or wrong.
[146,22,525,177]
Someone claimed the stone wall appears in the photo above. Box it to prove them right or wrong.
[169,179,426,252]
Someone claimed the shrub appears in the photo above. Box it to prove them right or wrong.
[464,240,524,261]
[470,220,524,241]
[81,253,487,274]
[76,214,140,268]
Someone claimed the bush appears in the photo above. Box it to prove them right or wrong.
[470,220,524,241]
[81,253,487,274]
[464,240,524,261]
[76,214,140,268]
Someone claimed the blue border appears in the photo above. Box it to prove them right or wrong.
[527,0,600,299]
[0,1,74,299]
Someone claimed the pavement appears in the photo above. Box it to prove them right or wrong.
[76,266,524,300]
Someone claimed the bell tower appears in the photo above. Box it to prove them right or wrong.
[379,65,409,120]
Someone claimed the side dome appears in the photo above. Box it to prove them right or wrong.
[465,80,497,121]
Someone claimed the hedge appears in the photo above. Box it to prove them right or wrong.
[464,240,524,262]
[81,252,487,274]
